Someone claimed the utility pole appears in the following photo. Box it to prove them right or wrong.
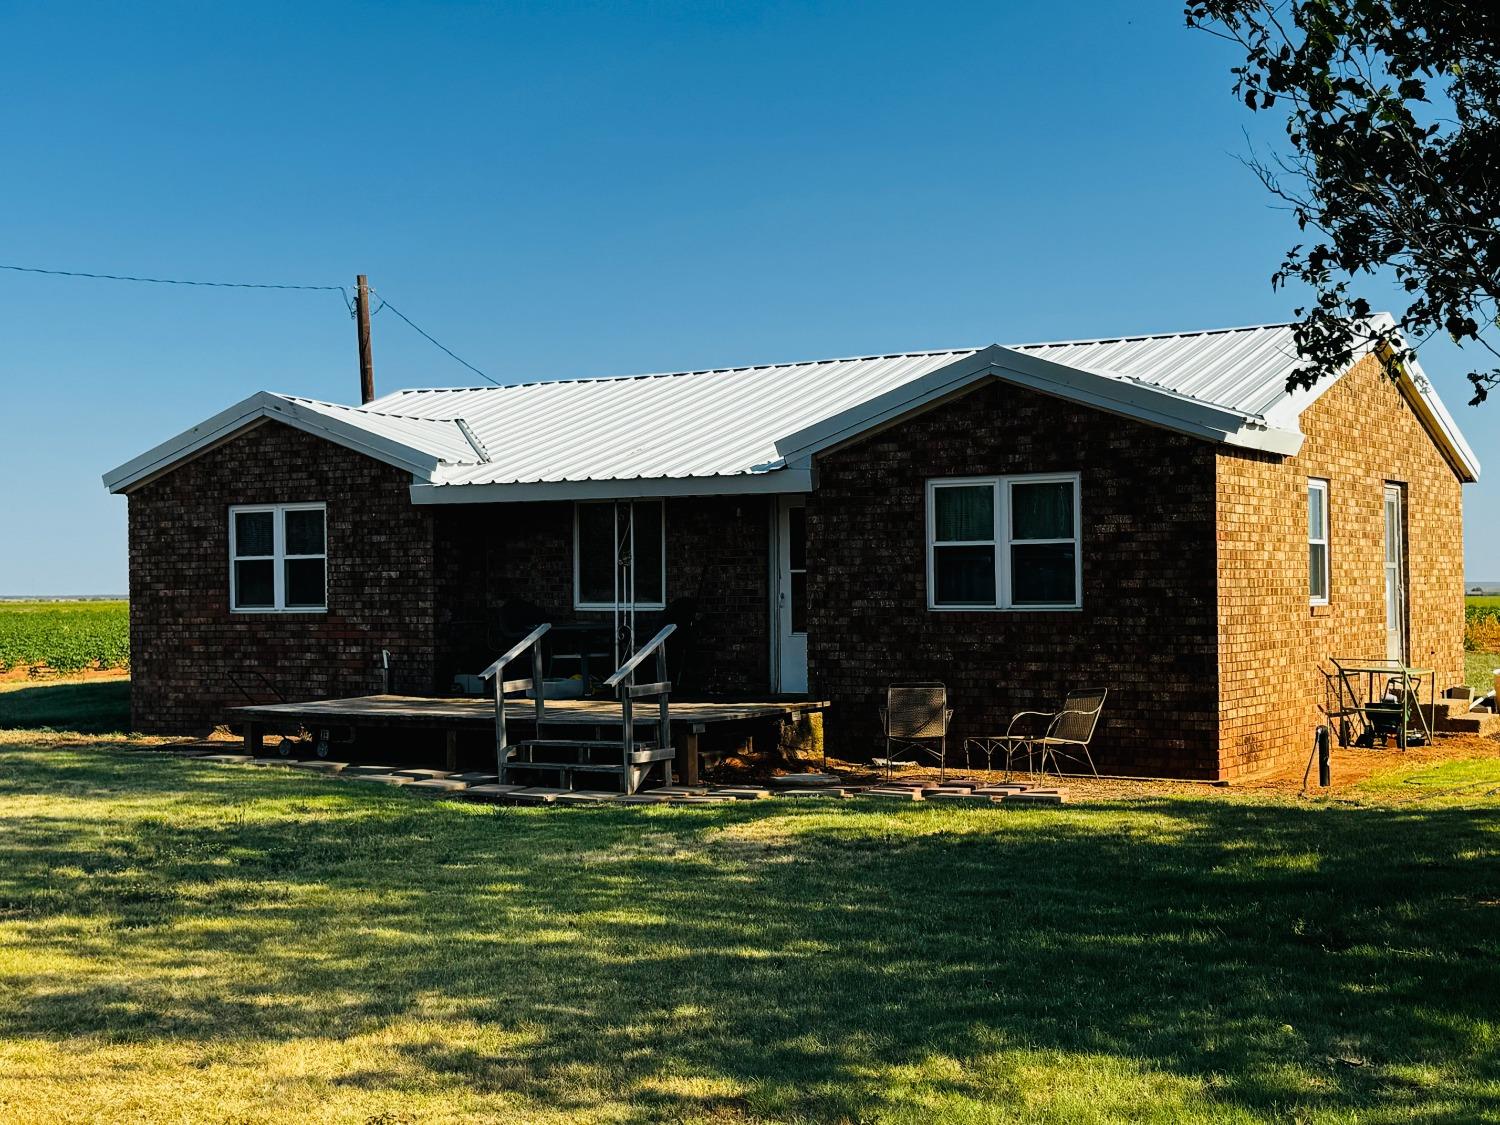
[355,274,375,404]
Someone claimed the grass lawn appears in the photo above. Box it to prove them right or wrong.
[2,732,1499,1123]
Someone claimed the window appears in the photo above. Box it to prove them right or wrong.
[574,500,666,609]
[927,474,1081,610]
[1308,479,1329,604]
[229,504,327,612]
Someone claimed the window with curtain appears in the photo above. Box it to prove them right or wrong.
[574,500,665,609]
[1308,479,1329,604]
[927,474,1081,610]
[229,503,326,612]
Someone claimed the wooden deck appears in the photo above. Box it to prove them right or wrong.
[229,693,829,784]
[231,693,825,728]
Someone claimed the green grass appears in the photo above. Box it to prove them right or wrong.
[1465,651,1498,697]
[0,600,129,673]
[1467,595,1500,610]
[1356,755,1500,799]
[0,678,131,733]
[1,740,1498,1123]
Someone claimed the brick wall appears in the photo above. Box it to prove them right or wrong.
[1215,354,1466,778]
[432,496,772,693]
[808,379,1222,778]
[127,421,437,732]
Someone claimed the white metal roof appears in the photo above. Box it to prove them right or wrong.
[103,319,1480,497]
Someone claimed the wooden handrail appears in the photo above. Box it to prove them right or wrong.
[479,622,551,785]
[603,624,676,689]
[478,623,552,680]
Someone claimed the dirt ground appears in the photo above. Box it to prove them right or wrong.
[0,665,130,684]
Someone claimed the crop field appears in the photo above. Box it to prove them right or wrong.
[0,601,129,674]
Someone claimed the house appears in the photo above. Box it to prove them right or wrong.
[104,317,1479,780]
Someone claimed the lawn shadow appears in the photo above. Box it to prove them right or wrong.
[0,679,131,733]
[2,748,1498,1122]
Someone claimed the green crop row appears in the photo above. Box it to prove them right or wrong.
[0,601,130,673]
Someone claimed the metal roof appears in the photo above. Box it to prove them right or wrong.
[368,350,978,490]
[103,319,1480,496]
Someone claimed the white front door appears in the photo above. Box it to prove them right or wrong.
[1384,484,1407,664]
[775,496,808,693]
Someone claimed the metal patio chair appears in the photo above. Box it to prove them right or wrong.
[967,688,1108,779]
[875,683,954,779]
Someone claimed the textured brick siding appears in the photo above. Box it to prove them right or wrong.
[808,380,1222,778]
[432,497,772,693]
[1215,354,1466,778]
[127,421,437,732]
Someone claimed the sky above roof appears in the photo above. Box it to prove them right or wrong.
[1,0,1494,591]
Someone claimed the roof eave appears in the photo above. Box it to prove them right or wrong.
[773,346,1304,465]
[102,392,444,494]
[408,469,813,504]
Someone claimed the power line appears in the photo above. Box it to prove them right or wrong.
[370,290,500,386]
[1,259,496,386]
[0,261,348,294]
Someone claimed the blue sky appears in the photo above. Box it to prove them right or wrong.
[1,0,1492,593]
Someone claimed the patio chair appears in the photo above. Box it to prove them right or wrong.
[874,683,954,779]
[967,689,1108,779]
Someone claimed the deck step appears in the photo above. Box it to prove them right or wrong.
[1434,712,1500,734]
[507,787,569,804]
[503,761,632,774]
[459,783,527,800]
[408,778,473,792]
[860,787,926,800]
[1001,789,1069,805]
[769,772,842,787]
[555,790,619,805]
[507,747,675,766]
[515,739,662,750]
[779,787,854,798]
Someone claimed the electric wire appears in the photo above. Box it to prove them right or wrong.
[368,290,500,386]
[0,260,499,386]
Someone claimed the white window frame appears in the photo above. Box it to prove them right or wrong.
[228,502,328,614]
[1308,478,1330,606]
[926,473,1082,612]
[573,499,667,611]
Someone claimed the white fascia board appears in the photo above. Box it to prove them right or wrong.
[102,392,443,493]
[773,345,1304,465]
[1256,318,1480,482]
[1398,354,1481,482]
[409,469,813,505]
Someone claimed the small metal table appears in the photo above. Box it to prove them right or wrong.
[1328,657,1434,750]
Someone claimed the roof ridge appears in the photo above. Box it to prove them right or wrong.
[1010,320,1298,350]
[374,348,983,398]
[281,394,466,425]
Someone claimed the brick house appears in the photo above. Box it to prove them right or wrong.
[104,319,1478,780]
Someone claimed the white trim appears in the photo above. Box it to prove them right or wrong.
[229,502,328,614]
[925,472,1082,612]
[776,348,1307,467]
[573,499,667,612]
[411,470,812,504]
[1308,478,1330,606]
[104,392,445,494]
